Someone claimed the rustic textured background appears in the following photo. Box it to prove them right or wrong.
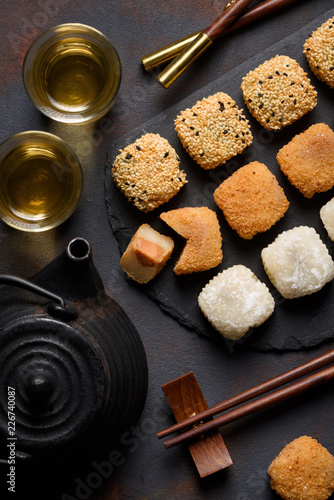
[1,1,334,499]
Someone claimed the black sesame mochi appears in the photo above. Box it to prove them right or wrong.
[174,92,253,169]
[112,133,187,212]
[304,16,334,89]
[241,55,317,130]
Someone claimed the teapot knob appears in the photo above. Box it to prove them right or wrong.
[24,370,55,406]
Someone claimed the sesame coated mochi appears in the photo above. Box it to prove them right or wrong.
[198,265,275,340]
[112,133,187,212]
[261,226,334,299]
[320,197,334,241]
[304,16,334,89]
[174,92,253,169]
[241,55,317,130]
[277,123,334,198]
[214,161,289,239]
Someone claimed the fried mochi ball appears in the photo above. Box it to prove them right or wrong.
[277,123,334,198]
[268,436,334,500]
[214,161,289,239]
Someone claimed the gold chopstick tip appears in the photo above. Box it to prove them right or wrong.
[157,32,212,89]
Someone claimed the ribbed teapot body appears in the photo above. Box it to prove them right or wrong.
[0,238,148,466]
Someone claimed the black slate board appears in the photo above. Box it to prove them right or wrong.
[105,9,334,352]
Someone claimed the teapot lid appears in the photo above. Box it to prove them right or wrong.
[0,313,107,459]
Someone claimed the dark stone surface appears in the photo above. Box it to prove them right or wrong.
[105,12,334,352]
[0,1,334,499]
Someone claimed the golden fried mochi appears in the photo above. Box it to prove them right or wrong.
[112,133,187,212]
[241,55,317,130]
[120,224,174,283]
[268,436,334,500]
[198,265,275,340]
[304,16,334,89]
[160,207,223,275]
[261,226,334,299]
[213,161,289,239]
[277,123,334,198]
[320,197,334,241]
[174,92,252,169]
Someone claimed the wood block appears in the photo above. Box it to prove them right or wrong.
[161,372,233,477]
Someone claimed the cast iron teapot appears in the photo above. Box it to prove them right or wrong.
[0,237,148,467]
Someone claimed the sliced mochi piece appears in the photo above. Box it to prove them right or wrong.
[120,224,174,283]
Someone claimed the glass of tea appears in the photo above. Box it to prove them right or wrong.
[22,24,122,124]
[0,131,83,231]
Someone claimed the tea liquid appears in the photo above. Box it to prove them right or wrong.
[45,44,105,111]
[1,144,73,221]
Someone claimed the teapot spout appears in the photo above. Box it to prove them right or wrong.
[30,236,105,301]
[63,237,105,298]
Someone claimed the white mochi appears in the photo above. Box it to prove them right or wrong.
[320,197,334,241]
[198,265,275,340]
[261,226,334,299]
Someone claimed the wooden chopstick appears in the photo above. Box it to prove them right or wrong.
[203,0,300,41]
[219,0,302,38]
[142,0,302,72]
[157,349,334,440]
[157,349,334,447]
[163,363,334,449]
[203,0,254,41]
[156,0,254,88]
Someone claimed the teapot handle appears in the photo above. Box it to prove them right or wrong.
[0,274,77,320]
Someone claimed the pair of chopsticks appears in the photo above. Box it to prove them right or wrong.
[141,0,301,88]
[157,348,334,449]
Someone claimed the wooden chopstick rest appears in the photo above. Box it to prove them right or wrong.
[158,348,334,440]
[161,372,233,478]
[158,349,334,463]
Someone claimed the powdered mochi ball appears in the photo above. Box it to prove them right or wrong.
[320,197,334,241]
[261,226,334,299]
[198,265,275,340]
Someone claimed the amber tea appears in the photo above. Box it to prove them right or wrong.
[45,46,105,111]
[0,132,82,232]
[23,24,121,124]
